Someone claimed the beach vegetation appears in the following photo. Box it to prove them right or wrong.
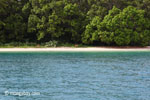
[0,0,150,46]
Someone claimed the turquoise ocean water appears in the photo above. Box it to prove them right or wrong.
[0,51,150,100]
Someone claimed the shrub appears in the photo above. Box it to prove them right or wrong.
[45,40,58,47]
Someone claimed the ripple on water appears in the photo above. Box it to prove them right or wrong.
[0,52,150,100]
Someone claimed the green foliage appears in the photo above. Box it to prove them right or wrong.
[0,0,27,43]
[0,0,150,46]
[4,14,26,41]
[45,40,58,47]
[62,3,84,43]
[0,42,37,48]
[87,4,107,21]
[83,6,150,46]
[99,6,121,45]
[109,6,150,46]
[82,16,101,44]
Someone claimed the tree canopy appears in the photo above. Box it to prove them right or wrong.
[0,0,150,46]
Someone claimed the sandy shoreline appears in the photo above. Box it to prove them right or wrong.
[0,47,150,52]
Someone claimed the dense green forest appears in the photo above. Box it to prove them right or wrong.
[0,0,150,46]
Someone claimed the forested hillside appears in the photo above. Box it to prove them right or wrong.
[0,0,150,46]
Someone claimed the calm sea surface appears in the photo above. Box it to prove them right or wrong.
[0,51,150,100]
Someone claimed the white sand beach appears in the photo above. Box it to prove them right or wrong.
[0,47,150,52]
